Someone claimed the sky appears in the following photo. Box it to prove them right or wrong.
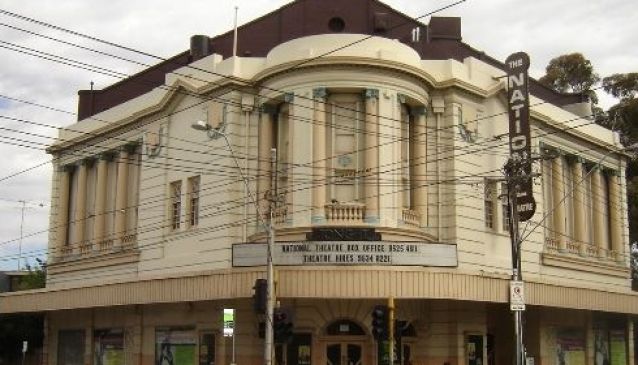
[0,0,635,270]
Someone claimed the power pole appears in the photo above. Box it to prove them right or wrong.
[264,148,277,365]
[505,161,525,365]
[18,200,26,270]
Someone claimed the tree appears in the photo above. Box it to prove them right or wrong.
[599,73,638,244]
[603,73,638,100]
[539,53,600,103]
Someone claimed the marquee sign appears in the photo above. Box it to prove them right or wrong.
[505,52,536,221]
[232,241,457,267]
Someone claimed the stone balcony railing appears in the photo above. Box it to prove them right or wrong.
[97,239,114,252]
[58,233,137,261]
[544,237,623,262]
[324,202,366,224]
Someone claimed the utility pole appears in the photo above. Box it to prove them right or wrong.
[18,200,26,270]
[505,161,525,365]
[264,147,277,365]
[504,51,534,365]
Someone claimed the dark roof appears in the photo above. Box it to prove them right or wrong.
[77,0,585,121]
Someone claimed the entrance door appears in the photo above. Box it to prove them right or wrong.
[326,343,363,365]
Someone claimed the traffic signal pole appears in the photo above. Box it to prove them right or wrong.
[388,296,394,365]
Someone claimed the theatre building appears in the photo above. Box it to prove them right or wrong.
[2,1,638,365]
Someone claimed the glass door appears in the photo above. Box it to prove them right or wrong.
[326,343,363,365]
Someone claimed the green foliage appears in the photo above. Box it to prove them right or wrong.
[14,258,46,291]
[603,73,638,100]
[539,53,600,102]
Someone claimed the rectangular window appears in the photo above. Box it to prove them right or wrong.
[484,180,496,229]
[170,181,182,230]
[188,176,200,227]
[328,96,363,203]
[501,182,510,232]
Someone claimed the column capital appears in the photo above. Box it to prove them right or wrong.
[313,87,328,100]
[564,154,581,164]
[397,93,407,104]
[118,143,137,154]
[98,151,115,161]
[584,162,600,172]
[59,163,75,173]
[603,168,620,177]
[77,158,93,166]
[410,106,427,117]
[260,103,278,115]
[284,92,295,103]
[364,89,379,100]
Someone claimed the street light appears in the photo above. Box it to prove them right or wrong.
[191,120,277,365]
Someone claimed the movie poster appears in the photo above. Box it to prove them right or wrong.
[156,328,197,365]
[94,329,124,365]
[609,330,626,365]
[595,328,610,365]
[556,329,585,365]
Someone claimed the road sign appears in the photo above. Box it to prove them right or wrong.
[510,280,526,311]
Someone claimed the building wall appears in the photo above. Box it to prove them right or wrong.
[44,34,631,304]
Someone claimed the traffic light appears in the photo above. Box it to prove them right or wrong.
[371,305,389,340]
[273,309,293,344]
[253,279,267,314]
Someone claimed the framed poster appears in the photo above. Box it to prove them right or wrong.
[94,329,124,365]
[609,330,626,365]
[156,327,197,365]
[556,329,585,365]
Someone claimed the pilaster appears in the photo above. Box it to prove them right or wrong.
[364,88,379,223]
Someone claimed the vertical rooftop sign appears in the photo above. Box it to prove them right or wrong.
[505,52,536,221]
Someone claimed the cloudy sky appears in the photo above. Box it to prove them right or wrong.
[0,0,635,270]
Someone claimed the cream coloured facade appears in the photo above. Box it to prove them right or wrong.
[1,3,637,365]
